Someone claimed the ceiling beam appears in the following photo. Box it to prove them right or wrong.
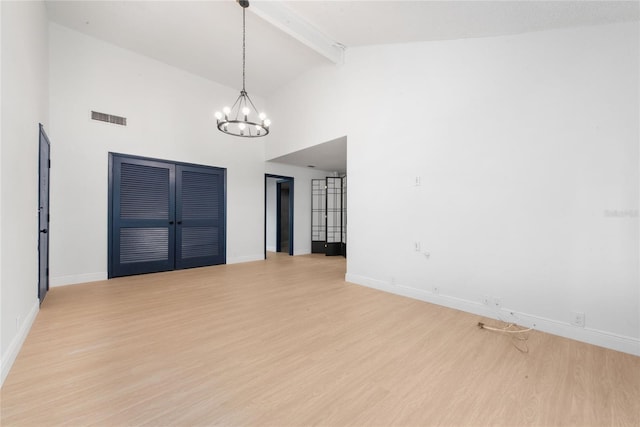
[249,1,345,65]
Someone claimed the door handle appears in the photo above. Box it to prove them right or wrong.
[169,221,174,225]
[40,229,48,234]
[177,221,182,225]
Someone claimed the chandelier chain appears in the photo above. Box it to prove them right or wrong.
[242,7,246,92]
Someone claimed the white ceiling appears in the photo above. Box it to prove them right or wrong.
[285,0,639,47]
[45,1,328,98]
[45,0,639,98]
[45,0,638,173]
[268,136,347,173]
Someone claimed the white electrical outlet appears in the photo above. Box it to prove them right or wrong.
[571,311,585,327]
[414,176,421,186]
[414,241,421,252]
[433,287,440,295]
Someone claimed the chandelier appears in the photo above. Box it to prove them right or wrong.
[215,0,270,138]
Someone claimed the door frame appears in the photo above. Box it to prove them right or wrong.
[264,174,294,258]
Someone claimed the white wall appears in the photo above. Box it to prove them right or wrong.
[266,22,640,355]
[1,0,49,385]
[265,63,348,161]
[48,23,268,285]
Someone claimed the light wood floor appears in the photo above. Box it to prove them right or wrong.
[2,253,639,426]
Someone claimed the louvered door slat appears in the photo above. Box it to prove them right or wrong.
[181,227,219,259]
[182,171,219,220]
[120,228,169,263]
[120,163,170,219]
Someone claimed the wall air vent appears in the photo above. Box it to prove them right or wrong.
[91,111,127,126]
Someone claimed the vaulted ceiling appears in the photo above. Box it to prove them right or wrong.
[45,1,638,173]
[46,1,639,98]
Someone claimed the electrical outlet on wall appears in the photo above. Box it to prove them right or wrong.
[571,311,585,327]
[493,298,502,309]
[482,296,490,306]
[433,287,440,295]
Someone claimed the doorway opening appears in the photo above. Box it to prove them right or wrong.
[265,174,294,258]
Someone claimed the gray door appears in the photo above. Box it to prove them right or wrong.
[38,124,51,303]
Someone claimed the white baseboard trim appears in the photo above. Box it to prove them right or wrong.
[1,298,39,387]
[345,273,640,356]
[50,272,107,287]
[227,254,265,264]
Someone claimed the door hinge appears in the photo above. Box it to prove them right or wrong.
[47,213,50,222]
[48,159,51,168]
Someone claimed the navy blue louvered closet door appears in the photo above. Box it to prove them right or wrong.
[109,154,226,278]
[176,165,225,269]
[111,156,176,277]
